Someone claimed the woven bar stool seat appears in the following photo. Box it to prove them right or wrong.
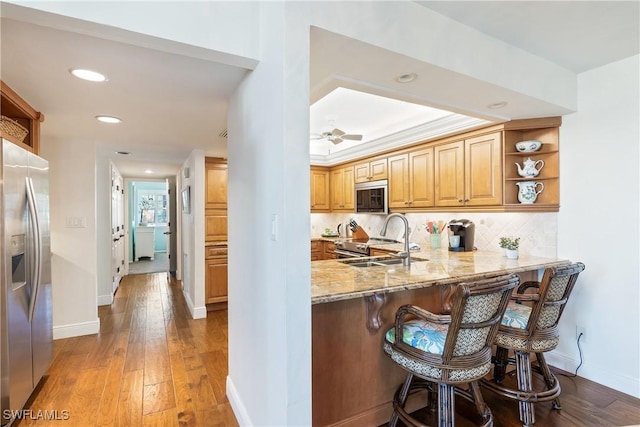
[480,262,585,427]
[384,274,519,427]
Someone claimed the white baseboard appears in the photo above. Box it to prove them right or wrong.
[53,319,100,339]
[547,351,640,398]
[97,293,113,306]
[227,376,252,426]
[182,288,207,319]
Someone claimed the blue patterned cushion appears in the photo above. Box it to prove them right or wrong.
[501,302,532,329]
[385,320,449,355]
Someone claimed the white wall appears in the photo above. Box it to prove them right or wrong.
[180,150,206,319]
[226,2,311,424]
[40,139,100,339]
[555,55,640,397]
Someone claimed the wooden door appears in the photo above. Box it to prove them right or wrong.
[310,168,330,211]
[342,166,355,210]
[205,160,227,209]
[434,141,464,207]
[369,158,388,181]
[354,162,371,183]
[409,147,434,208]
[465,132,502,206]
[331,166,354,211]
[206,258,228,303]
[387,153,409,209]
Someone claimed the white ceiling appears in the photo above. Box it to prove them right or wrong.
[1,2,638,176]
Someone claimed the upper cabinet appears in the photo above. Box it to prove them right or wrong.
[205,158,227,210]
[354,158,387,183]
[205,157,228,242]
[434,132,502,207]
[1,81,44,154]
[310,167,331,212]
[502,118,561,210]
[331,165,355,211]
[310,117,561,213]
[388,147,435,209]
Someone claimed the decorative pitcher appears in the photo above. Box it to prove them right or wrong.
[515,157,545,178]
[516,181,544,204]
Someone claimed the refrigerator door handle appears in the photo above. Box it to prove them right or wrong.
[26,176,42,323]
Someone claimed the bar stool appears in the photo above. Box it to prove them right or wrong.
[481,262,586,427]
[383,274,519,427]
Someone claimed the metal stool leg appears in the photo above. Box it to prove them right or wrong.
[515,351,535,426]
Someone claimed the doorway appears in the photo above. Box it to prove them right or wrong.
[126,179,175,275]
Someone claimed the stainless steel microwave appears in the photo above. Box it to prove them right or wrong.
[355,180,388,214]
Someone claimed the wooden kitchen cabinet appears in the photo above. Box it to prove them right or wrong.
[388,147,434,210]
[331,165,355,211]
[311,240,323,261]
[205,158,228,242]
[354,158,387,183]
[323,241,337,259]
[435,132,502,207]
[205,158,227,209]
[311,167,331,212]
[205,246,228,305]
[1,81,44,154]
[503,119,560,210]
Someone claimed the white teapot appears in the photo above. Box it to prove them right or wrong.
[515,157,544,178]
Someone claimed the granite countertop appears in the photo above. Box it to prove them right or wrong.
[312,246,569,305]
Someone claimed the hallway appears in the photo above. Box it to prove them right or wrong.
[17,273,238,426]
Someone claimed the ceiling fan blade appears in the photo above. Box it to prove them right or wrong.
[310,133,325,140]
[330,137,343,144]
[341,134,363,141]
[331,128,346,137]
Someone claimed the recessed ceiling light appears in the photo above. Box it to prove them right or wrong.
[144,169,154,174]
[396,73,417,83]
[70,68,107,82]
[96,115,122,124]
[488,101,508,109]
[116,151,130,155]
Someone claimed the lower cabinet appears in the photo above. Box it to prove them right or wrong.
[205,246,228,305]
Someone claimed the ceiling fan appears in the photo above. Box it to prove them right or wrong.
[311,128,364,144]
[310,114,363,144]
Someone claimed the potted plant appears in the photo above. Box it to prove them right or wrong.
[499,236,520,259]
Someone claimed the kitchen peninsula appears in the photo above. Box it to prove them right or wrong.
[311,244,570,427]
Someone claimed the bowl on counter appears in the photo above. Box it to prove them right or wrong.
[515,140,542,152]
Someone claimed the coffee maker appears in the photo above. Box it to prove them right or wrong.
[448,219,475,252]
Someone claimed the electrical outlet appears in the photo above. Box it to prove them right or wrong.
[576,326,587,343]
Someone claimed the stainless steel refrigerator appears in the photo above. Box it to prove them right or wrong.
[1,139,52,425]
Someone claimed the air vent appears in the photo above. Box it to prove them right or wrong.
[218,129,228,138]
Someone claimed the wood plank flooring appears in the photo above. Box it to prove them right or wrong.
[16,273,238,427]
[14,272,640,426]
[382,365,640,427]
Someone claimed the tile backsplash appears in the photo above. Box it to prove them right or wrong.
[311,212,557,258]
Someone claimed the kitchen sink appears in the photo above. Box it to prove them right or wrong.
[339,256,427,268]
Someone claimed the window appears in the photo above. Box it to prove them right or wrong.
[138,192,167,225]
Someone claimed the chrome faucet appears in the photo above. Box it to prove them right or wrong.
[380,213,411,267]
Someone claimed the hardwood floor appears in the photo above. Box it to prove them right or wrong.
[13,272,640,426]
[16,273,238,427]
[381,368,640,427]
